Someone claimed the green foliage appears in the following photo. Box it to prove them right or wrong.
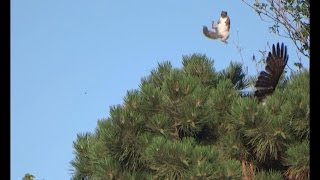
[182,54,218,86]
[218,62,249,90]
[22,173,35,180]
[255,169,284,180]
[284,141,309,180]
[71,55,309,179]
[282,71,309,140]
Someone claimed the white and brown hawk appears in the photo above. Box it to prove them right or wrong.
[203,11,230,44]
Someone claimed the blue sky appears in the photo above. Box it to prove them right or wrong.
[11,0,309,179]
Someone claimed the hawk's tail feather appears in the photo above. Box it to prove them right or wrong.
[203,26,220,39]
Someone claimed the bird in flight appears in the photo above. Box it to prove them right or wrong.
[203,11,230,44]
[254,42,289,102]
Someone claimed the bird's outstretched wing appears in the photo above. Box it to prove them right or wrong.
[254,43,289,101]
[203,26,220,39]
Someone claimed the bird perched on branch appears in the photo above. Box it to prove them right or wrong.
[254,42,289,103]
[203,11,230,44]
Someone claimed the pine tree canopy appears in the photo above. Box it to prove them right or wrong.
[71,54,309,180]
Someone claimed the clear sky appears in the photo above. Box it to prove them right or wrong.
[11,0,309,179]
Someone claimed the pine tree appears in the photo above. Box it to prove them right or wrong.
[22,173,35,180]
[71,54,309,180]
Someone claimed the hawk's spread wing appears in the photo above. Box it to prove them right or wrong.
[254,43,289,101]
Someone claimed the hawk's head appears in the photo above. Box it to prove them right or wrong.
[221,11,228,18]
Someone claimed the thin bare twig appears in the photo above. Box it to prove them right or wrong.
[240,0,310,58]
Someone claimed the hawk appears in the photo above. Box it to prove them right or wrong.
[254,43,289,102]
[203,11,230,44]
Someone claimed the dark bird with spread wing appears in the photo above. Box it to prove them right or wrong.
[254,42,289,102]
